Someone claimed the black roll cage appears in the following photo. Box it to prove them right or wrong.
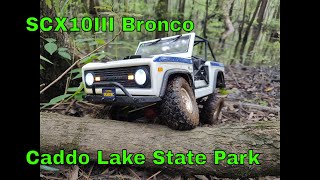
[194,35,217,62]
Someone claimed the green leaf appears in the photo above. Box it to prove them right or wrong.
[40,55,53,64]
[45,38,56,43]
[219,88,229,95]
[60,0,72,17]
[67,87,79,92]
[65,83,84,102]
[41,94,72,109]
[95,39,105,45]
[40,64,44,70]
[44,43,58,55]
[49,94,72,104]
[97,53,106,60]
[89,41,98,46]
[58,47,68,52]
[58,51,71,60]
[45,0,52,9]
[69,68,81,74]
[80,54,98,64]
[74,92,85,101]
[72,73,82,80]
[40,165,59,171]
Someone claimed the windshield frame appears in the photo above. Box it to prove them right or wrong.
[135,33,195,58]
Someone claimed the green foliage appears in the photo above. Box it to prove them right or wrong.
[44,43,58,55]
[72,72,82,80]
[41,94,72,109]
[43,38,72,60]
[259,100,268,106]
[44,0,52,9]
[218,88,230,95]
[45,38,56,43]
[40,55,53,64]
[40,55,53,70]
[67,87,80,92]
[58,51,71,60]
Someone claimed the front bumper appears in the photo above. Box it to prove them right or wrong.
[85,82,161,106]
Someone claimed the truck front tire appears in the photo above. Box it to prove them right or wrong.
[160,77,199,130]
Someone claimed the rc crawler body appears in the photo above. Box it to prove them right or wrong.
[82,33,225,130]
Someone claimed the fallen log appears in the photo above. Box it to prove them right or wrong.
[225,100,280,113]
[236,102,280,113]
[40,112,280,178]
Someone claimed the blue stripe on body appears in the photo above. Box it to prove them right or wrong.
[153,56,193,64]
[210,62,224,67]
[153,56,224,67]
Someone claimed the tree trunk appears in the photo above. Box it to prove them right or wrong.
[178,0,186,22]
[40,0,72,103]
[40,112,280,178]
[270,3,280,43]
[177,0,186,35]
[155,0,169,38]
[232,0,247,62]
[263,2,280,57]
[239,0,261,64]
[203,0,209,38]
[189,0,195,20]
[246,0,268,64]
[219,0,235,50]
[89,0,100,49]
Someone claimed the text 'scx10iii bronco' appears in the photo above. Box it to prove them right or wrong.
[82,33,226,130]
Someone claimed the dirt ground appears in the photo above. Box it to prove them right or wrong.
[40,64,280,180]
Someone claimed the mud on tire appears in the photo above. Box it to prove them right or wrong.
[159,76,199,130]
[199,93,224,125]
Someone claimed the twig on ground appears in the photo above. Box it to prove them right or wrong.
[64,77,71,95]
[40,84,45,91]
[87,163,95,179]
[41,108,66,111]
[146,171,162,180]
[78,101,105,108]
[65,99,76,114]
[126,167,141,180]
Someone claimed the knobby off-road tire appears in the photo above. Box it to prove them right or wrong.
[200,93,224,125]
[160,77,199,130]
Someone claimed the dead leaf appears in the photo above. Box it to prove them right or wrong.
[248,112,254,121]
[264,87,274,92]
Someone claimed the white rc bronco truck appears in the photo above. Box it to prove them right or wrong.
[82,33,225,130]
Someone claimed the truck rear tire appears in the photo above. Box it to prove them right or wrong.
[199,93,224,125]
[160,77,199,130]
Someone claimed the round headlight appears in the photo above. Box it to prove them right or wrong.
[85,73,94,86]
[135,69,147,85]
